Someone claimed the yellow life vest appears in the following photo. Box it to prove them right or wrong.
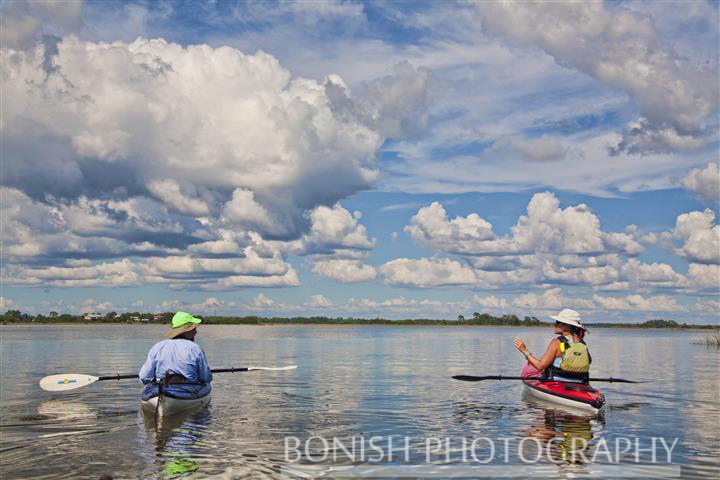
[557,336,591,373]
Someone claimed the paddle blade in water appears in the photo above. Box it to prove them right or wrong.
[452,375,490,382]
[39,374,99,391]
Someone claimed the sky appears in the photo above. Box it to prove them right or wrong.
[0,0,718,324]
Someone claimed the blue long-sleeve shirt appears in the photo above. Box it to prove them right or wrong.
[138,339,212,384]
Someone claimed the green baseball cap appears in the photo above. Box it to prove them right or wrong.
[166,311,202,338]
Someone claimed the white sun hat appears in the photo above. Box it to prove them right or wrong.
[550,308,586,330]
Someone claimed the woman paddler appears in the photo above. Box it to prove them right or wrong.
[513,308,591,383]
[138,311,213,401]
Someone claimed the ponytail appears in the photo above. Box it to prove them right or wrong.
[572,326,586,341]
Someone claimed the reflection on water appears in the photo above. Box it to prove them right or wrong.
[0,324,718,479]
[141,406,212,477]
[522,395,603,466]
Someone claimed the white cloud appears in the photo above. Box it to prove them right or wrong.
[243,292,304,313]
[399,194,707,292]
[621,259,687,288]
[687,264,720,290]
[146,178,211,217]
[221,189,284,237]
[306,294,333,308]
[1,37,382,239]
[673,209,720,264]
[2,259,141,288]
[406,192,630,256]
[470,294,509,310]
[379,257,477,287]
[0,297,18,310]
[613,117,705,154]
[248,293,274,308]
[199,268,300,291]
[488,134,567,163]
[312,259,377,283]
[475,1,718,153]
[689,297,720,314]
[512,288,595,311]
[592,294,685,312]
[297,203,376,253]
[0,1,84,50]
[360,61,430,139]
[681,162,719,205]
[405,201,495,253]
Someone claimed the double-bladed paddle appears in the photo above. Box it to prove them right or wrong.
[452,375,644,383]
[39,365,298,392]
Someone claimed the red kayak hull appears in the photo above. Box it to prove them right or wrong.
[521,365,605,413]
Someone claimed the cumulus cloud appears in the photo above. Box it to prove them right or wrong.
[470,294,509,310]
[406,192,638,256]
[247,293,275,309]
[0,1,84,50]
[298,204,376,253]
[312,259,377,283]
[612,117,706,155]
[306,294,333,308]
[513,288,595,311]
[475,1,718,153]
[1,37,381,239]
[404,201,495,253]
[681,163,719,205]
[379,257,477,287]
[673,209,720,264]
[687,264,720,290]
[0,36,403,291]
[360,61,430,139]
[591,294,685,312]
[197,268,300,291]
[399,194,711,293]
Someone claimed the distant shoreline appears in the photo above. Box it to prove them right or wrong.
[3,309,717,329]
[2,320,718,330]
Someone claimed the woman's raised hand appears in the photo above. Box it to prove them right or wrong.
[513,336,527,353]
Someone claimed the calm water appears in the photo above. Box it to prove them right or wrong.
[1,324,718,479]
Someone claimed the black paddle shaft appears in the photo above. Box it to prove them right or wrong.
[452,375,644,383]
[97,367,251,381]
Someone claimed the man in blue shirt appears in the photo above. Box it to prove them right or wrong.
[139,311,212,400]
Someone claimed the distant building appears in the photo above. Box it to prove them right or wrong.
[153,314,164,322]
[83,312,102,321]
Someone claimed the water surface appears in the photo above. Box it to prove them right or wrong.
[1,324,718,478]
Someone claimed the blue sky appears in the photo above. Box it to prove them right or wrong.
[1,0,718,323]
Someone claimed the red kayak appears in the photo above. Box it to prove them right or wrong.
[521,365,605,414]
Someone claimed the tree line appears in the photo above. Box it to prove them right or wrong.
[1,309,716,329]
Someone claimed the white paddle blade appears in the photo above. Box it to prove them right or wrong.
[39,374,99,392]
[247,365,298,371]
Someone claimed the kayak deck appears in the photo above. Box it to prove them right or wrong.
[522,378,605,414]
[141,393,211,418]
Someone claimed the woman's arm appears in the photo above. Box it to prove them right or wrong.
[513,337,559,371]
